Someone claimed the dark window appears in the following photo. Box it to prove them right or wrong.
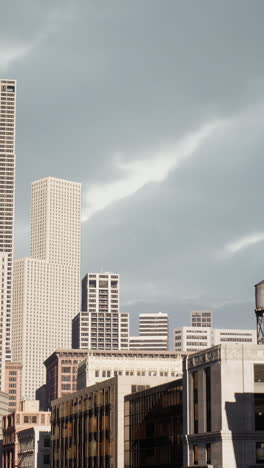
[206,443,211,464]
[32,416,37,424]
[89,279,96,288]
[193,445,198,465]
[255,394,264,430]
[255,365,264,383]
[44,437,50,448]
[43,454,50,465]
[24,416,29,423]
[205,367,211,432]
[193,371,198,434]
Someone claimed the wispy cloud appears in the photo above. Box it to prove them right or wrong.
[223,232,264,256]
[82,120,222,221]
[0,4,75,72]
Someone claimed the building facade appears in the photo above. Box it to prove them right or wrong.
[129,312,169,351]
[51,374,177,468]
[17,426,50,468]
[0,79,16,368]
[183,343,264,467]
[2,400,50,468]
[174,326,256,353]
[73,272,129,350]
[76,349,183,391]
[43,349,88,410]
[12,177,81,400]
[191,310,212,328]
[4,362,22,411]
[124,379,183,468]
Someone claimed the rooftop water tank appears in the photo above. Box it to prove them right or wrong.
[255,281,264,311]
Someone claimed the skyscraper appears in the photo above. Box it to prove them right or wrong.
[72,272,129,350]
[12,177,81,399]
[0,79,16,367]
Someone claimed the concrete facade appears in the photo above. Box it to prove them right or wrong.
[174,326,256,353]
[130,312,169,351]
[183,343,264,468]
[76,349,183,391]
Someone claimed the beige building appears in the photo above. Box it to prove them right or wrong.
[130,312,169,351]
[0,80,16,370]
[77,349,183,390]
[51,374,176,468]
[75,272,129,350]
[2,400,50,468]
[12,177,81,400]
[4,362,22,412]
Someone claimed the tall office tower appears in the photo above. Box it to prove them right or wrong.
[130,312,169,351]
[191,310,212,328]
[12,177,81,400]
[74,272,129,350]
[0,80,16,364]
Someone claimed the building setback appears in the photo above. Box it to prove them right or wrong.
[0,79,16,370]
[12,177,81,400]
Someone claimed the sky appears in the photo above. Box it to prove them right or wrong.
[1,0,264,338]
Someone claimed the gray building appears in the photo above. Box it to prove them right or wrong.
[183,343,264,467]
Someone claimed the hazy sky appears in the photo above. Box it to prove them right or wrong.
[2,1,264,336]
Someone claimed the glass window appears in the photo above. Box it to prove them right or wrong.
[193,445,198,465]
[255,394,264,430]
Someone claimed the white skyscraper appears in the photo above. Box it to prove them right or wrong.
[12,177,81,399]
[129,312,169,351]
[72,272,129,350]
[0,79,16,368]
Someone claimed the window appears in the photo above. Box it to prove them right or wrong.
[43,454,50,465]
[206,443,211,464]
[205,367,211,432]
[255,394,264,430]
[193,371,198,434]
[24,416,29,423]
[62,367,71,373]
[32,416,37,424]
[257,442,264,464]
[44,437,50,448]
[193,445,198,465]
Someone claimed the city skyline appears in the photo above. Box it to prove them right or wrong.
[2,2,264,335]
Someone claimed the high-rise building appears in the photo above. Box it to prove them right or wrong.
[129,312,169,351]
[0,79,16,367]
[73,272,129,350]
[12,177,81,400]
[191,310,213,328]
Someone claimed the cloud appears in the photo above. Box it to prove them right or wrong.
[0,3,75,72]
[82,120,222,221]
[223,232,264,255]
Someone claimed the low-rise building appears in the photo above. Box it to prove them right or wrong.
[77,349,183,390]
[183,343,264,467]
[17,426,50,467]
[2,400,50,468]
[51,374,176,468]
[129,312,169,351]
[43,349,88,410]
[174,326,256,353]
[124,379,183,468]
